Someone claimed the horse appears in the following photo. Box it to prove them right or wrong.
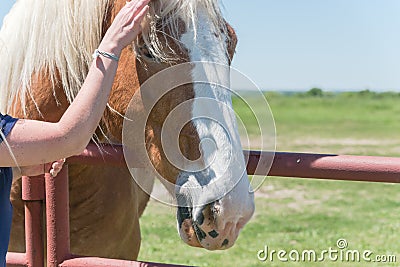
[0,0,255,260]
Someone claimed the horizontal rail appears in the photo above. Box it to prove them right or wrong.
[67,144,400,183]
[67,144,126,166]
[246,151,400,183]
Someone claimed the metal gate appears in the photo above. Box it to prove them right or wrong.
[6,144,400,267]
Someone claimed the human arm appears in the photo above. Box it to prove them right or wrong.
[0,0,150,167]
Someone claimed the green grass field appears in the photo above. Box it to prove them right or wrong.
[138,91,400,267]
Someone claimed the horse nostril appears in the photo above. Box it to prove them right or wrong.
[235,218,246,230]
[211,200,222,215]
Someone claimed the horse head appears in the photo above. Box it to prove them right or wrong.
[123,0,255,250]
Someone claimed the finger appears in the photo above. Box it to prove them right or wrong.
[128,0,151,10]
[52,160,65,170]
[127,0,150,19]
[51,162,60,170]
[130,4,149,28]
[49,165,60,177]
[117,0,150,26]
[49,159,65,177]
[125,0,148,14]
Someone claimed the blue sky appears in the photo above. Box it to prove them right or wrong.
[1,0,400,91]
[222,0,400,91]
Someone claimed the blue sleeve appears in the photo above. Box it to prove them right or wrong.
[0,113,17,266]
[0,113,18,144]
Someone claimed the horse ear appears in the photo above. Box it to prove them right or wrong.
[225,22,238,63]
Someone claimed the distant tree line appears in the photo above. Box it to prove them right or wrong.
[265,88,400,98]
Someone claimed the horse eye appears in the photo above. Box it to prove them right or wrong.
[140,45,155,59]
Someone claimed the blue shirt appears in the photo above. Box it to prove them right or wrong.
[0,113,18,267]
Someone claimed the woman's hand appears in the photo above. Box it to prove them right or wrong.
[13,159,66,180]
[49,159,65,177]
[100,0,150,57]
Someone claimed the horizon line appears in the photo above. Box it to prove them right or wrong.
[232,87,400,92]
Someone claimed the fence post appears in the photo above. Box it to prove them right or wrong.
[22,175,45,267]
[45,166,71,267]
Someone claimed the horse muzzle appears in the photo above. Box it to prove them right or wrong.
[176,197,254,250]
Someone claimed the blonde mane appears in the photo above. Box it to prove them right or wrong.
[0,0,110,114]
[0,0,228,115]
[142,0,228,63]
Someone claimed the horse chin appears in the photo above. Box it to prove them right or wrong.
[178,218,203,248]
[177,216,238,250]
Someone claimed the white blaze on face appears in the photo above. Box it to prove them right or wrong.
[178,4,255,249]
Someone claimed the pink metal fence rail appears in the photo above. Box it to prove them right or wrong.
[7,144,400,267]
